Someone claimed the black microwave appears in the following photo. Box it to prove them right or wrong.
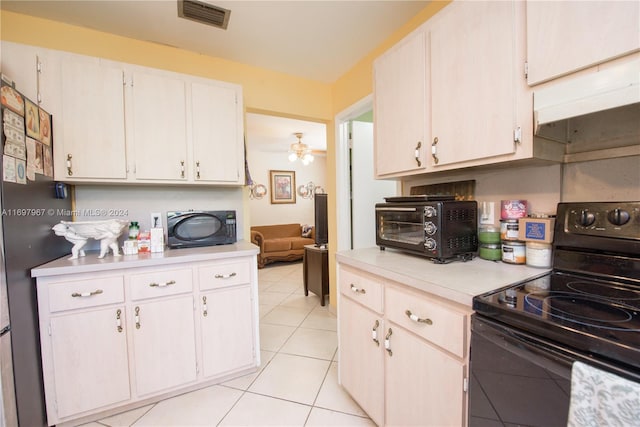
[167,210,237,249]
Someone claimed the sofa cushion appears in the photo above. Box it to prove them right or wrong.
[250,224,302,239]
[263,238,292,252]
[290,237,313,250]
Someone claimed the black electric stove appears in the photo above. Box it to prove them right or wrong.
[474,201,640,371]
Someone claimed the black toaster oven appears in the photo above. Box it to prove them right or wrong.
[375,196,478,263]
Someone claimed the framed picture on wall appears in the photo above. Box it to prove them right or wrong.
[270,170,296,204]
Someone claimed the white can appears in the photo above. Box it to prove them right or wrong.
[502,241,526,264]
[526,242,552,268]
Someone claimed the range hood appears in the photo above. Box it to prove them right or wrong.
[534,59,640,132]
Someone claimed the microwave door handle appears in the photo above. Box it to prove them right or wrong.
[375,207,419,212]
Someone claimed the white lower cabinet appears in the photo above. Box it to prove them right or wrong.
[338,264,472,426]
[49,306,131,419]
[131,296,198,396]
[200,286,254,378]
[35,252,258,426]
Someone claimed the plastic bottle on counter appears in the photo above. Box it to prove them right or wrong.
[129,221,140,240]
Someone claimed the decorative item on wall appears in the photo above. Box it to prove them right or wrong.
[270,170,296,204]
[249,183,267,199]
[297,181,325,199]
[287,132,314,165]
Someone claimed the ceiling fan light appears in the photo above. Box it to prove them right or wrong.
[288,152,297,162]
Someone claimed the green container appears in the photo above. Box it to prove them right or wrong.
[478,226,500,244]
[479,243,502,261]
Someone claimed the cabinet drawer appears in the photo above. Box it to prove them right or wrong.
[130,268,193,300]
[386,285,467,358]
[48,276,124,313]
[339,266,383,314]
[198,259,251,291]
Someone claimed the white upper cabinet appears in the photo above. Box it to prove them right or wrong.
[526,1,640,85]
[2,43,245,185]
[191,81,244,184]
[131,70,188,181]
[374,28,428,177]
[429,1,518,167]
[60,57,128,179]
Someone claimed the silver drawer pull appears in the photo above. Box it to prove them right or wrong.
[384,328,393,356]
[405,309,432,325]
[149,280,176,288]
[135,306,141,329]
[372,319,380,346]
[350,284,366,294]
[202,296,208,317]
[71,289,103,298]
[214,272,237,279]
[116,309,123,333]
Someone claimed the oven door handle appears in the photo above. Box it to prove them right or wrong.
[472,316,640,383]
[375,207,419,212]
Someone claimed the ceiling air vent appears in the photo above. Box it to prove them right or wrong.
[178,0,231,30]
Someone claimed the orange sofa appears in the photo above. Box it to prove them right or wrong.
[250,224,315,268]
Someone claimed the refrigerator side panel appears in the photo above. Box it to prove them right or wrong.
[2,176,71,427]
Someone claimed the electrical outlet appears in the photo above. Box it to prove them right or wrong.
[150,212,162,229]
[480,202,495,225]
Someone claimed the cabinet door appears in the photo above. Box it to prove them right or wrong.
[430,1,517,167]
[0,42,40,102]
[49,307,130,419]
[191,82,243,184]
[131,71,188,180]
[526,1,640,85]
[338,297,384,426]
[374,28,428,177]
[60,58,128,179]
[199,285,255,378]
[132,295,197,396]
[385,324,466,427]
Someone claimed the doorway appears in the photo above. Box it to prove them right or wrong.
[335,96,398,251]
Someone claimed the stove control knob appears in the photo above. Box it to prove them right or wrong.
[424,238,437,250]
[424,206,437,218]
[608,208,630,226]
[578,209,596,227]
[424,222,437,235]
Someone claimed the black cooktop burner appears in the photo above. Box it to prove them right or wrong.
[474,271,640,370]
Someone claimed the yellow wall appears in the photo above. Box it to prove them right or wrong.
[0,3,450,308]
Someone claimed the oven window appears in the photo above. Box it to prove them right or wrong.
[377,211,424,245]
[175,215,222,240]
[470,316,571,427]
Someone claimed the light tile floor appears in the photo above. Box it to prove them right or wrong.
[82,261,374,427]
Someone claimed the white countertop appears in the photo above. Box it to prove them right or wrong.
[32,241,259,278]
[336,247,550,307]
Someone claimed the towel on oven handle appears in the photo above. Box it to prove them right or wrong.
[568,361,640,427]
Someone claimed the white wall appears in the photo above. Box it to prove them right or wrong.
[402,156,640,221]
[73,185,244,249]
[246,150,327,227]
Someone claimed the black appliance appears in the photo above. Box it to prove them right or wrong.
[167,210,236,249]
[470,201,640,426]
[1,82,73,426]
[314,193,328,247]
[375,195,477,263]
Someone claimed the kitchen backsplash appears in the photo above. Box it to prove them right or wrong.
[72,185,245,250]
[403,156,640,221]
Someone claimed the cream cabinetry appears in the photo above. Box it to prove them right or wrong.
[45,276,130,419]
[2,44,246,185]
[373,28,428,177]
[59,57,128,180]
[526,1,640,85]
[429,1,520,168]
[338,264,472,426]
[130,70,188,181]
[373,1,566,177]
[198,259,256,378]
[128,268,197,396]
[34,250,258,426]
[338,268,385,426]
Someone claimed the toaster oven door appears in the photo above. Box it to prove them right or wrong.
[375,206,426,251]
